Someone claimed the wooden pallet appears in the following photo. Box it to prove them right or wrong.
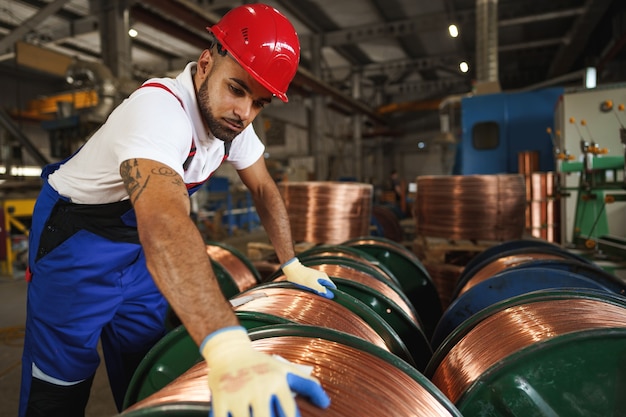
[413,235,500,265]
[247,241,317,261]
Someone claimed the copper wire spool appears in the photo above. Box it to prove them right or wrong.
[298,248,399,285]
[526,172,560,243]
[456,252,568,297]
[205,243,259,292]
[518,150,539,176]
[230,286,389,350]
[414,174,526,241]
[424,262,464,311]
[429,296,626,403]
[124,333,459,416]
[273,264,420,328]
[277,181,373,244]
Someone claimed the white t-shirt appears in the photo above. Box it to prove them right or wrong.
[48,62,265,204]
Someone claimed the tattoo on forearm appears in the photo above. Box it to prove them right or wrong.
[121,159,149,204]
[121,160,186,204]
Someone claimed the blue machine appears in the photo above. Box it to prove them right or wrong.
[453,87,564,175]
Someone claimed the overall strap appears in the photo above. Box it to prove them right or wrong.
[139,82,196,171]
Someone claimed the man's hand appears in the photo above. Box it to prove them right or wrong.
[201,326,331,417]
[281,257,337,299]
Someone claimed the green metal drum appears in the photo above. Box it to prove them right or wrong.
[426,289,626,417]
[122,324,463,417]
[342,236,441,339]
[287,255,421,322]
[236,281,416,367]
[332,277,432,371]
[297,244,403,287]
[458,328,626,416]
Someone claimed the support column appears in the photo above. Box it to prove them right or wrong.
[308,34,327,180]
[351,71,363,181]
[89,0,133,81]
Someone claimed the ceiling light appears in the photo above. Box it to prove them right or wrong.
[448,24,459,38]
[128,28,138,38]
[459,61,469,73]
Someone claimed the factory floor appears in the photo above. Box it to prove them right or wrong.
[0,229,270,417]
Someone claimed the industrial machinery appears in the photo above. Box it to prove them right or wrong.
[554,90,626,269]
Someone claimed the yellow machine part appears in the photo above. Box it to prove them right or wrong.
[1,199,36,277]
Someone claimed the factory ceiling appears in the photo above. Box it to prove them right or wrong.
[0,0,625,131]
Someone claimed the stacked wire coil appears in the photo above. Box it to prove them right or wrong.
[414,174,527,241]
[123,327,462,417]
[426,289,626,416]
[277,181,373,244]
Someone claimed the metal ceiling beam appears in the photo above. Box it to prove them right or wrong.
[499,37,568,53]
[383,77,470,96]
[292,67,387,126]
[0,0,71,54]
[320,55,463,81]
[499,7,586,27]
[274,0,373,67]
[548,0,614,78]
[300,12,470,50]
[130,6,209,50]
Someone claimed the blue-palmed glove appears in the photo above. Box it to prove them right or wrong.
[201,326,331,417]
[281,257,337,299]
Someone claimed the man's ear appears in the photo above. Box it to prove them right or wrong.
[197,49,214,77]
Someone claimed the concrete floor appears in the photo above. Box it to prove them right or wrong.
[0,229,270,417]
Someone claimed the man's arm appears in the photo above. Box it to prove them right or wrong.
[237,156,336,299]
[120,158,238,345]
[237,156,296,264]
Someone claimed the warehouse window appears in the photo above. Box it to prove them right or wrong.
[472,121,500,150]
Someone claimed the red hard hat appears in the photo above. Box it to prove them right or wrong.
[208,4,300,102]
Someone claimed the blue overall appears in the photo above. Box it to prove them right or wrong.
[19,83,227,417]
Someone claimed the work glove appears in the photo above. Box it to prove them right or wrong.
[201,326,331,417]
[281,257,337,299]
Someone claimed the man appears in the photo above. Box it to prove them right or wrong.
[19,4,336,417]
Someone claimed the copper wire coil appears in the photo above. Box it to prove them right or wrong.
[205,244,258,292]
[273,264,420,328]
[414,174,526,241]
[525,172,560,242]
[278,181,373,244]
[230,287,389,350]
[530,172,556,198]
[424,263,464,311]
[298,249,399,285]
[125,335,457,417]
[518,151,539,176]
[430,298,626,403]
[456,252,567,297]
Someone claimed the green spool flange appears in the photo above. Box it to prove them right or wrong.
[342,236,442,339]
[331,277,432,372]
[458,327,626,417]
[297,244,403,287]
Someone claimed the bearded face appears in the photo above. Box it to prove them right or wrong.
[196,74,243,143]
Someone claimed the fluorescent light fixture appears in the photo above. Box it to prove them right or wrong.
[0,166,43,177]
